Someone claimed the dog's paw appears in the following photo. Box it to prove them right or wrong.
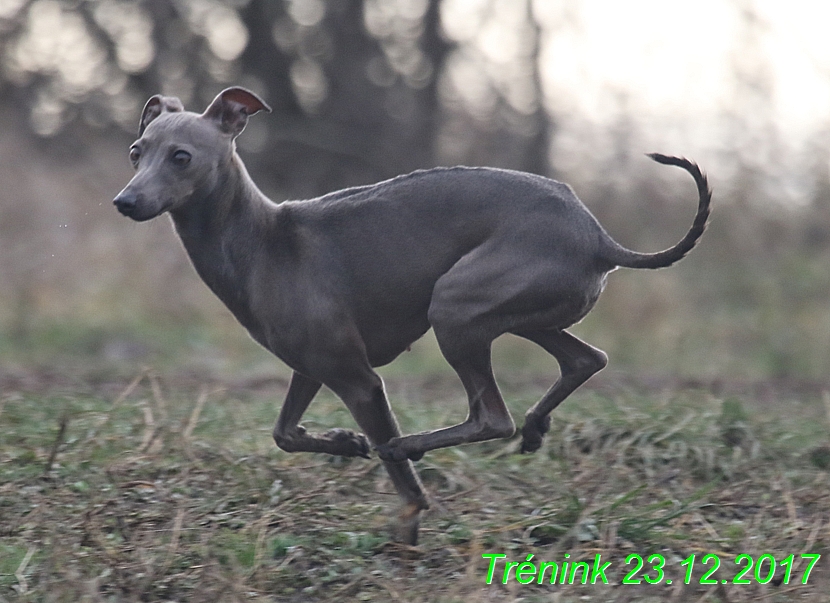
[520,414,551,454]
[394,502,423,546]
[324,428,371,458]
[376,439,424,463]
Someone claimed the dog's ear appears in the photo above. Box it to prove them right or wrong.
[138,95,184,137]
[202,87,272,137]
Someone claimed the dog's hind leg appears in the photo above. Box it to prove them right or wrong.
[515,329,608,453]
[376,328,516,463]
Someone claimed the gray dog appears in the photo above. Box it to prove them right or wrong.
[114,87,711,543]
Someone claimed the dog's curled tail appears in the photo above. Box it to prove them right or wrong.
[604,153,712,270]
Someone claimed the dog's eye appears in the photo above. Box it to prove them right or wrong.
[171,149,191,167]
[129,147,140,166]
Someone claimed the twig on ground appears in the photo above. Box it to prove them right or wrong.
[119,369,149,405]
[368,573,405,602]
[14,546,36,595]
[44,413,68,475]
[149,372,168,425]
[88,369,147,444]
[139,402,156,452]
[183,387,210,441]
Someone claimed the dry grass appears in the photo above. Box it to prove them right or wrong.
[1,365,829,603]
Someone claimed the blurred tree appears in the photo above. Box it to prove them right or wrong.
[0,0,564,198]
[0,0,471,196]
[244,0,454,196]
[435,0,552,174]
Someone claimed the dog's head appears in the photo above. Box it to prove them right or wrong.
[113,87,271,221]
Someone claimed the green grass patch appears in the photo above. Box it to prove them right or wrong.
[1,368,828,601]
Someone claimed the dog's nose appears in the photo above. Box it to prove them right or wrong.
[113,191,137,215]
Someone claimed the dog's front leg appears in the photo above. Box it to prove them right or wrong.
[272,370,371,458]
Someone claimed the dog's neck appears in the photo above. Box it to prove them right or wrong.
[169,153,273,325]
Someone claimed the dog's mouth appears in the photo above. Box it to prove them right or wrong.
[114,202,135,219]
[114,202,154,222]
[119,208,158,222]
[113,193,162,222]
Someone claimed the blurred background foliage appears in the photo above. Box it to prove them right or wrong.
[2,0,830,381]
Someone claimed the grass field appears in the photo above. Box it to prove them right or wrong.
[2,329,830,603]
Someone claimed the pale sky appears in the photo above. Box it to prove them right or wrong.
[448,0,830,204]
[538,0,830,140]
[444,0,830,137]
